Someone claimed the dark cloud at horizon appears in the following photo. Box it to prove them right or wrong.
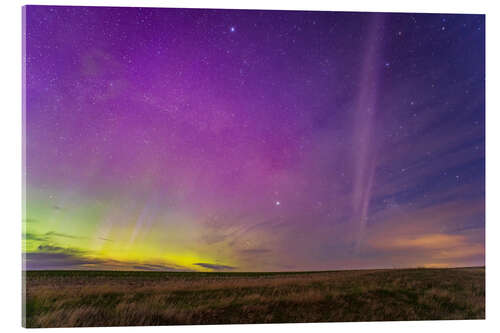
[24,250,190,272]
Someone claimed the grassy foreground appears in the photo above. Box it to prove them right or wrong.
[23,267,484,327]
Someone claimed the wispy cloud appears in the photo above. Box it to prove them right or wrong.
[23,230,109,243]
[44,231,81,239]
[131,264,179,271]
[193,263,236,271]
[37,244,85,255]
[22,233,48,242]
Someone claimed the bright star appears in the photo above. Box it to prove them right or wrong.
[275,201,280,206]
[230,26,235,32]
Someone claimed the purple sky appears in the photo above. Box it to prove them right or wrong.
[23,6,485,271]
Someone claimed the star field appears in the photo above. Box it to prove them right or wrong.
[23,6,485,271]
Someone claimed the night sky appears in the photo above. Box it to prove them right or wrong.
[23,6,485,271]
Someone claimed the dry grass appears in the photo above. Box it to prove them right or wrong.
[23,267,485,327]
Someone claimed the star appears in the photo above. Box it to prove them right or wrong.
[275,201,281,206]
[230,26,235,32]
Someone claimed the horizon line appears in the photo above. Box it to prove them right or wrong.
[22,265,486,274]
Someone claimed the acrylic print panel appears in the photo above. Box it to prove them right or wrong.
[22,5,485,327]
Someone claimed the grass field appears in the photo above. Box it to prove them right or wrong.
[23,267,485,327]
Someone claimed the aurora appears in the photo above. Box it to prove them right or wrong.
[23,6,485,272]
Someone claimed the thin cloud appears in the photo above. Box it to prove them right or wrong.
[37,244,86,256]
[193,263,236,271]
[45,231,80,239]
[22,233,48,242]
[131,264,179,271]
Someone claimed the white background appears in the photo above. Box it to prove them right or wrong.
[1,0,498,332]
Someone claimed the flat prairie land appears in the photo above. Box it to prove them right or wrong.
[23,267,485,327]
